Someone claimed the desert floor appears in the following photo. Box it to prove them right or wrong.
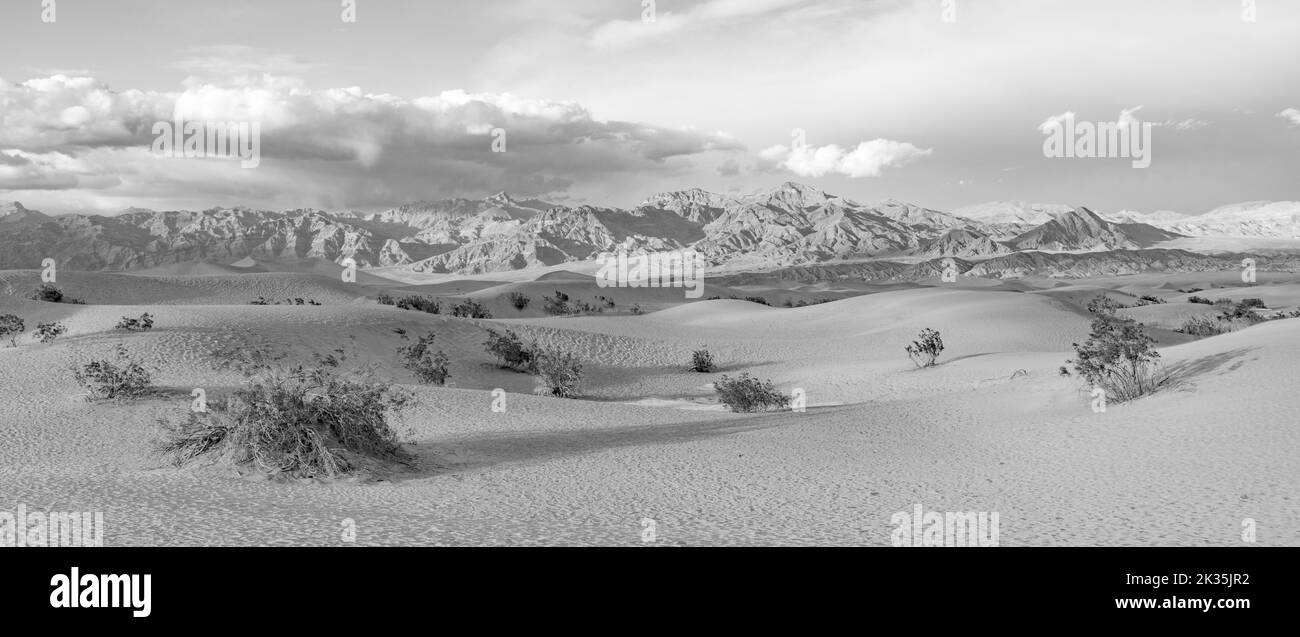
[1,266,1296,546]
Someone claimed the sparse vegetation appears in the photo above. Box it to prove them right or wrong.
[1136,295,1166,305]
[713,373,790,413]
[1176,299,1272,337]
[1067,313,1171,403]
[209,329,289,377]
[1086,294,1125,315]
[396,332,451,385]
[375,292,396,305]
[531,347,584,398]
[29,284,85,304]
[0,314,24,347]
[691,348,716,373]
[543,290,571,315]
[506,292,531,311]
[33,322,68,344]
[395,295,441,314]
[905,328,945,368]
[157,356,414,478]
[115,313,155,332]
[450,298,492,319]
[1188,296,1212,305]
[743,296,771,306]
[483,328,535,371]
[1177,314,1232,337]
[73,344,154,401]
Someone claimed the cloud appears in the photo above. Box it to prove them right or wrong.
[1038,112,1077,133]
[1278,108,1300,126]
[1117,105,1143,128]
[0,74,742,210]
[1040,107,1208,133]
[589,0,810,49]
[717,158,741,176]
[759,138,932,178]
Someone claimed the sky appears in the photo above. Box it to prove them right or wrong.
[0,0,1297,216]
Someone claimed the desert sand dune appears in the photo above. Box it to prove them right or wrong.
[0,271,1295,546]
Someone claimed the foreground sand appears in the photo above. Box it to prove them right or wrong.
[0,269,1297,546]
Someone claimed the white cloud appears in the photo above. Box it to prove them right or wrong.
[0,74,743,210]
[1118,105,1144,128]
[760,139,932,178]
[1278,108,1300,126]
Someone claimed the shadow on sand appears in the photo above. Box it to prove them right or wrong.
[405,405,849,478]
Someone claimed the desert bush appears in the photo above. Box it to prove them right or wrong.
[713,373,790,413]
[0,314,24,347]
[744,296,771,306]
[905,328,945,368]
[483,328,535,371]
[375,292,396,305]
[1067,314,1171,403]
[157,360,414,478]
[691,348,716,373]
[115,313,155,332]
[1239,298,1266,309]
[1217,301,1266,323]
[1188,296,1212,305]
[1137,295,1166,305]
[29,284,85,304]
[1177,314,1231,337]
[629,303,643,315]
[73,344,154,401]
[450,298,492,319]
[395,295,441,314]
[531,347,583,398]
[543,290,571,315]
[596,295,615,309]
[506,292,531,311]
[1086,294,1125,315]
[396,332,451,385]
[33,322,67,344]
[30,284,64,303]
[1177,287,1204,294]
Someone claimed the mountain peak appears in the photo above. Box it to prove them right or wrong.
[0,201,29,216]
[755,181,835,207]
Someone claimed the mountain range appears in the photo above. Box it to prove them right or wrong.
[0,184,1294,277]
